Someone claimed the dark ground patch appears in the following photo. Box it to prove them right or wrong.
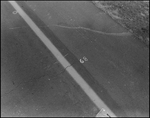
[92,1,149,47]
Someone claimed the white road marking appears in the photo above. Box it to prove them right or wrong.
[8,1,117,117]
[83,56,88,61]
[80,59,84,63]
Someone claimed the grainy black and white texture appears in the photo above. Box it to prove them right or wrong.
[93,1,149,47]
[1,1,149,117]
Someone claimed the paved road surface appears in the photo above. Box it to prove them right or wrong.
[1,1,149,117]
[1,2,99,117]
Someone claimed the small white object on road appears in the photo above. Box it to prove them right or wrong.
[83,56,88,61]
[80,59,84,63]
[80,56,88,63]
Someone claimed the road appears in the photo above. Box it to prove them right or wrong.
[1,2,99,117]
[1,1,149,117]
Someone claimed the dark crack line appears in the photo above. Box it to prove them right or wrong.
[44,53,69,70]
[1,53,71,97]
[51,62,75,80]
[1,61,75,98]
[1,74,45,98]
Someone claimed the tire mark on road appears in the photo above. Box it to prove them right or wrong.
[8,23,131,36]
[49,24,131,36]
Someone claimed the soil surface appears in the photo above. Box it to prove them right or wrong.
[92,1,149,47]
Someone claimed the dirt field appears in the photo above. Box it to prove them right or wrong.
[92,1,149,47]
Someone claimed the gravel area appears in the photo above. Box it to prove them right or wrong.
[92,1,149,47]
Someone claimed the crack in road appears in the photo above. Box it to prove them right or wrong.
[1,61,75,98]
